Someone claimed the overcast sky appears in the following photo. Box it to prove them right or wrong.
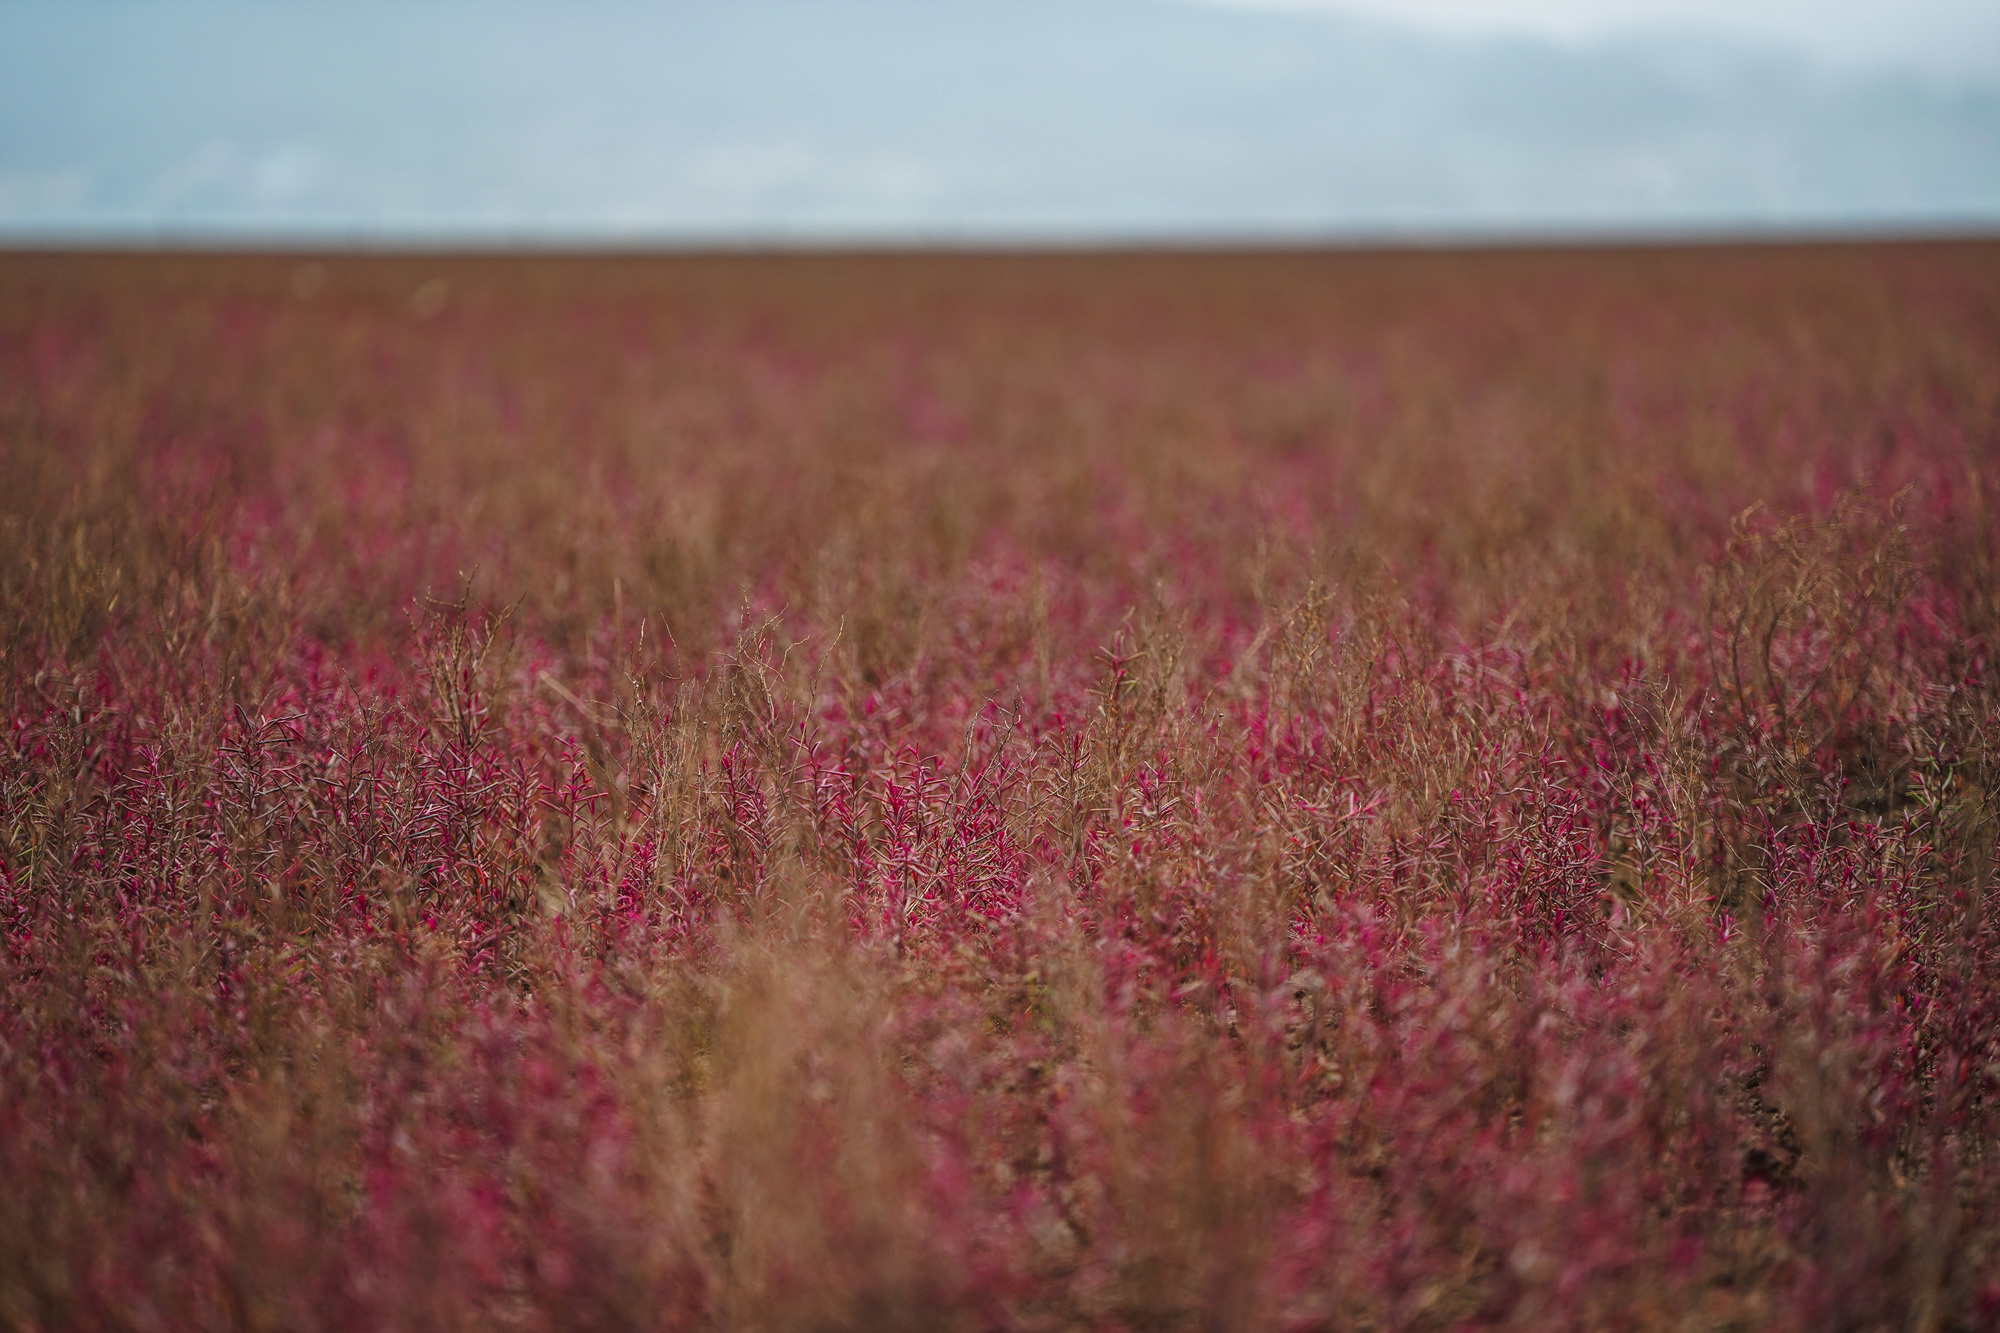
[3,0,1997,243]
[1199,0,2000,76]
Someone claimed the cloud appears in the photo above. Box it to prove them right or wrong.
[1178,0,2000,80]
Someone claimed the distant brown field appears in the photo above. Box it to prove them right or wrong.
[3,243,1999,1330]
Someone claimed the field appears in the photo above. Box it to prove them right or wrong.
[3,244,1999,1330]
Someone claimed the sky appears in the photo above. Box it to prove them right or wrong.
[2,0,1997,244]
[1200,0,2000,77]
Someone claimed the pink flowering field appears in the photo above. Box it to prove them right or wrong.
[3,245,1999,1330]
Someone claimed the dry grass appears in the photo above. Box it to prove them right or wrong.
[2,243,1998,1330]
